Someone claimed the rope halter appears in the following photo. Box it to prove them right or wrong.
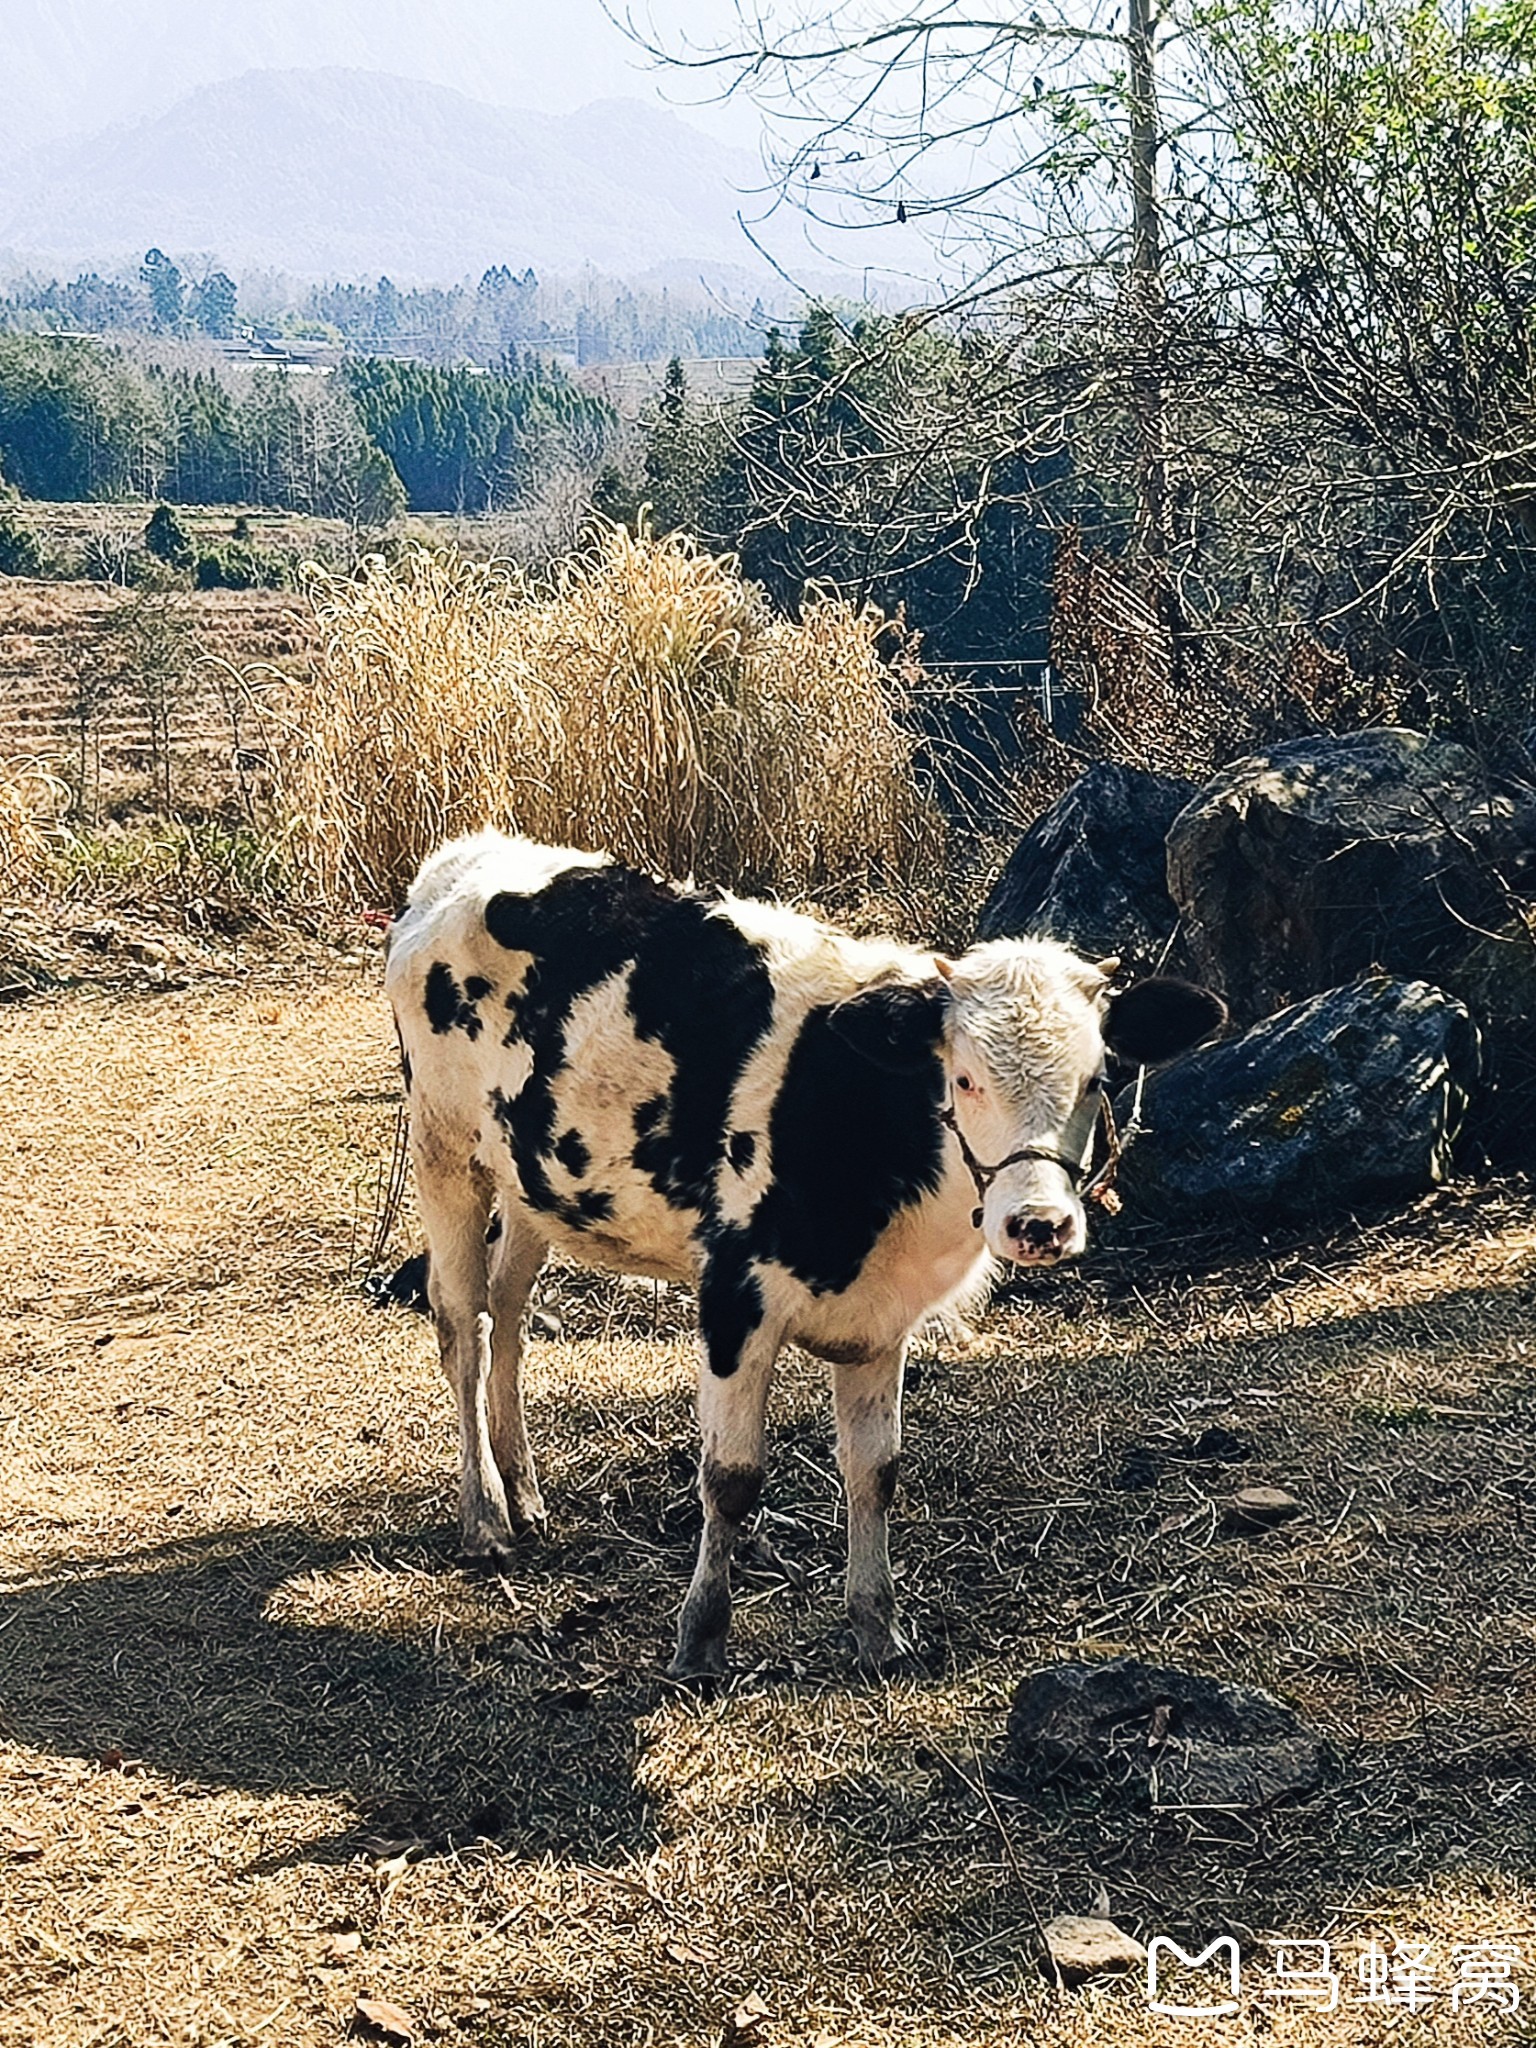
[939,1088,1123,1230]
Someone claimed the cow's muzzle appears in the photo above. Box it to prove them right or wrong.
[1000,1204,1080,1264]
[940,1094,1123,1259]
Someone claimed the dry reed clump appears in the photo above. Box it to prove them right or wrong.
[0,757,69,892]
[272,522,945,906]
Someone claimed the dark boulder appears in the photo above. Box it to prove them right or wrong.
[1112,975,1480,1219]
[1005,1657,1331,1810]
[1166,728,1536,1026]
[978,762,1199,966]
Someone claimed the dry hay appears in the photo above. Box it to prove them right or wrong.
[272,524,944,911]
[2,965,1536,2046]
[0,756,68,893]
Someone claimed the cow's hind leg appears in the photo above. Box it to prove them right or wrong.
[486,1205,550,1532]
[414,1143,515,1562]
[671,1285,780,1679]
[833,1342,910,1671]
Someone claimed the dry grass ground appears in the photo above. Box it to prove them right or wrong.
[4,966,1536,2046]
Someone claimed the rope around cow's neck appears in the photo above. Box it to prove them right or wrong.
[939,1091,1123,1229]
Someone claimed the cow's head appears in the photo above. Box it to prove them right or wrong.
[829,941,1225,1267]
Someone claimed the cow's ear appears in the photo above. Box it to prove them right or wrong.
[1103,977,1226,1066]
[828,980,949,1072]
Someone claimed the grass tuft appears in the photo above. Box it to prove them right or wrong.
[47,814,290,910]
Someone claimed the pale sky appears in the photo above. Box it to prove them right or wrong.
[9,0,768,155]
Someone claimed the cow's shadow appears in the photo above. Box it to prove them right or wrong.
[0,1365,876,1874]
[1,1476,704,1870]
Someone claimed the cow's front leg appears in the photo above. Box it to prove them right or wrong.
[833,1343,910,1671]
[671,1289,779,1679]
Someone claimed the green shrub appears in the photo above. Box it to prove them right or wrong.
[0,508,43,577]
[194,542,288,590]
[144,503,195,567]
[51,816,290,912]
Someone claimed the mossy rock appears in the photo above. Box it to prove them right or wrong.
[1114,976,1481,1219]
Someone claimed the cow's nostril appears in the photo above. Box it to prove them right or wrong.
[1022,1217,1057,1251]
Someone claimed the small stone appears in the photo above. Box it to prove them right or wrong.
[126,940,169,966]
[1224,1486,1304,1532]
[1043,1913,1146,1985]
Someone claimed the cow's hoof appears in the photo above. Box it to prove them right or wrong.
[460,1524,520,1570]
[851,1624,919,1677]
[508,1498,548,1538]
[667,1637,728,1683]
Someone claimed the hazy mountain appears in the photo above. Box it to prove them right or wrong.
[0,68,789,284]
[4,0,753,159]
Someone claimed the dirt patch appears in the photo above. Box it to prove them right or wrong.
[3,969,1535,2046]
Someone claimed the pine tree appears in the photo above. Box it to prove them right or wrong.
[140,249,185,332]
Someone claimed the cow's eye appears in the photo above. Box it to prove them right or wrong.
[1084,1073,1105,1095]
[955,1072,976,1093]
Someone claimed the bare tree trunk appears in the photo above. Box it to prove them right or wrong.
[1127,0,1168,564]
[1125,0,1192,695]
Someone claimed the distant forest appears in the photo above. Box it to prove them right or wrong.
[0,332,616,522]
[0,251,767,366]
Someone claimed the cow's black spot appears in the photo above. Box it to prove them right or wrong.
[626,905,775,1214]
[702,1457,764,1523]
[464,974,493,1003]
[424,960,484,1041]
[827,979,948,1072]
[632,1094,668,1140]
[748,1005,946,1296]
[401,1049,413,1092]
[728,1130,756,1173]
[554,1127,590,1178]
[698,1226,764,1377]
[485,866,684,1216]
[488,1091,615,1234]
[424,961,461,1032]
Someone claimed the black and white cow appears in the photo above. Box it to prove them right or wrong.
[386,832,1223,1675]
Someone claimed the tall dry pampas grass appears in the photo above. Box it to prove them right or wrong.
[273,524,944,906]
[0,759,69,893]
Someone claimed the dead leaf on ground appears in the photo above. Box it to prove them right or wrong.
[720,1992,772,2045]
[666,1940,715,1967]
[354,1993,415,2042]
